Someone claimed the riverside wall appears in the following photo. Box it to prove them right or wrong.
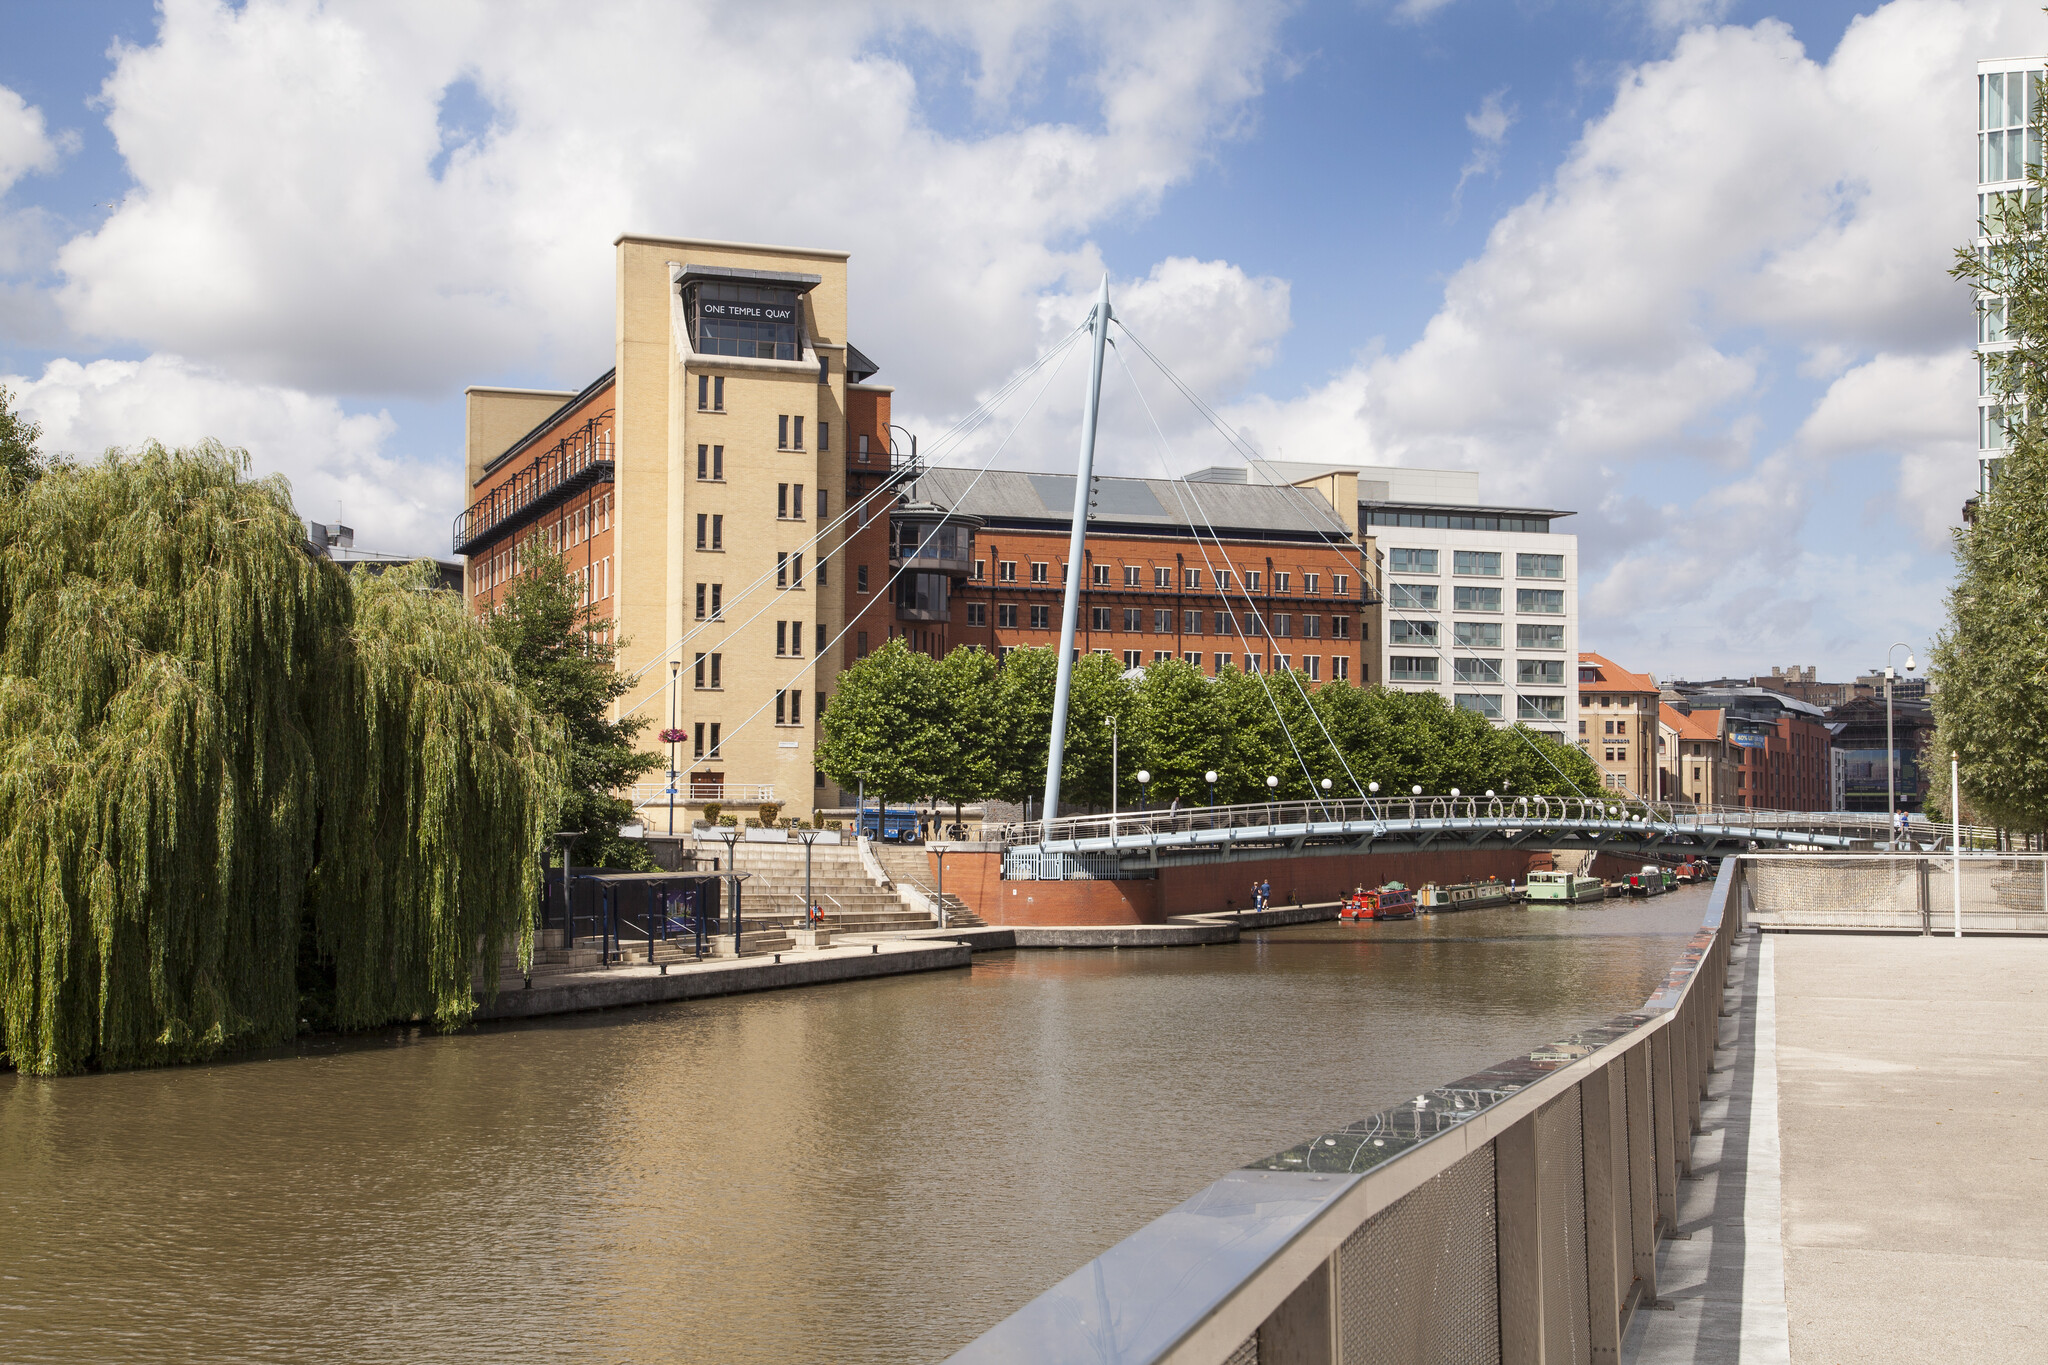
[937,848,1545,928]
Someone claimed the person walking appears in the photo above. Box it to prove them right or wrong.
[1257,878,1272,912]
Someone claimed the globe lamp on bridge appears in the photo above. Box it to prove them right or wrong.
[1205,770,1219,807]
[1136,769,1151,813]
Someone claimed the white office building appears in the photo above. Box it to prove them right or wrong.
[1191,461,1579,742]
[1977,57,2041,495]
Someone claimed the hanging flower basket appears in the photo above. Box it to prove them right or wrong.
[659,728,686,744]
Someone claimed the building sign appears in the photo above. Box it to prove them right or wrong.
[1730,733,1768,749]
[699,299,797,325]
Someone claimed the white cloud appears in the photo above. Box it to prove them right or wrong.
[51,0,1285,411]
[0,83,68,279]
[1450,88,1516,219]
[0,85,61,196]
[4,354,453,556]
[1221,0,2031,675]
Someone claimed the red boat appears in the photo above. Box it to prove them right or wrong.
[1340,882,1418,922]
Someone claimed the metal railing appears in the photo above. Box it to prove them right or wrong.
[988,794,1989,852]
[949,856,1741,1362]
[1744,851,2048,935]
[629,782,777,809]
[453,419,614,555]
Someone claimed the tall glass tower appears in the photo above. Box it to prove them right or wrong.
[1976,58,2042,496]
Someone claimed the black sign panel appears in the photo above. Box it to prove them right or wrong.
[700,299,797,325]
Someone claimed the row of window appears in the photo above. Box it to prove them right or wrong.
[1392,657,1568,690]
[1391,621,1567,649]
[981,561,1354,595]
[1444,693,1565,721]
[1366,511,1551,533]
[1391,585,1565,613]
[1388,550,1564,578]
[951,602,1358,638]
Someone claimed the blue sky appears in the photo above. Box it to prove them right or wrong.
[0,0,2034,679]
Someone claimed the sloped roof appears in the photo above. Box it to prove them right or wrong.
[911,466,1352,542]
[1661,704,1723,741]
[1579,652,1659,694]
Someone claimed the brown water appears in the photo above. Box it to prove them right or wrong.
[0,889,1708,1363]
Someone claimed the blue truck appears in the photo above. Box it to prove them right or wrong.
[855,806,924,843]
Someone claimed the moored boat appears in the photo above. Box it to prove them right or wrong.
[1415,877,1516,913]
[1340,881,1418,921]
[1624,865,1667,897]
[1524,870,1606,904]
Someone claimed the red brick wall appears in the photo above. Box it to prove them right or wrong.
[938,847,1549,926]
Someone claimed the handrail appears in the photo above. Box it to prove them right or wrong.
[454,417,615,554]
[948,860,1741,1361]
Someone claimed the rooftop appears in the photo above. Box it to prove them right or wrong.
[1579,652,1660,694]
[909,466,1355,543]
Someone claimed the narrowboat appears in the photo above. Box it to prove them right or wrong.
[1524,871,1607,904]
[1415,878,1516,913]
[1340,882,1418,921]
[1624,865,1667,897]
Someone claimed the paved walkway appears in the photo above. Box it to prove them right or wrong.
[1629,931,2048,1364]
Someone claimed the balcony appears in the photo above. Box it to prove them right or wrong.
[887,502,980,578]
[454,417,614,556]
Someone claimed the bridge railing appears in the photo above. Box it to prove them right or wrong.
[988,794,1942,850]
[1744,851,2048,934]
[948,855,1742,1364]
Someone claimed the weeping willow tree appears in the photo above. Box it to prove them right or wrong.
[0,443,566,1075]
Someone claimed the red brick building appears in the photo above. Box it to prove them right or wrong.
[841,464,1376,680]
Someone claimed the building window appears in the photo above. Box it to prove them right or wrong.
[779,484,789,518]
[793,416,805,450]
[776,690,786,725]
[1093,564,1111,586]
[1332,656,1350,681]
[1517,553,1564,579]
[1245,571,1262,591]
[857,631,869,658]
[820,422,829,452]
[1124,565,1141,587]
[1275,654,1292,671]
[1517,623,1564,649]
[1519,696,1566,721]
[697,374,708,410]
[1454,586,1502,612]
[1614,718,1626,735]
[1214,611,1233,635]
[693,652,722,689]
[1390,620,1436,645]
[1389,548,1438,573]
[1454,621,1501,648]
[1302,655,1320,680]
[1519,659,1566,685]
[1303,573,1320,595]
[1516,588,1564,614]
[1031,562,1048,584]
[1124,650,1142,668]
[777,622,789,656]
[973,560,986,581]
[999,560,1017,582]
[1216,571,1233,592]
[1456,693,1503,719]
[1453,550,1501,576]
[857,433,870,463]
[1215,653,1233,671]
[1184,568,1202,588]
[1245,656,1263,674]
[998,603,1018,628]
[1391,583,1438,609]
[1273,613,1292,638]
[1091,606,1112,630]
[714,376,724,410]
[1390,656,1439,682]
[1123,607,1141,631]
[1184,610,1203,634]
[1030,604,1050,629]
[1154,609,1171,633]
[966,602,987,626]
[793,484,804,518]
[777,552,788,588]
[1274,572,1290,592]
[857,563,869,593]
[1183,651,1202,666]
[817,489,828,522]
[696,583,708,620]
[1333,573,1349,596]
[1453,657,1501,683]
[1331,616,1351,640]
[778,415,790,449]
[697,444,709,479]
[1154,567,1172,588]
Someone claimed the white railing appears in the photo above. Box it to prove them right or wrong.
[629,782,776,810]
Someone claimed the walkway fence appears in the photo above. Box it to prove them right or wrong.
[950,856,1743,1364]
[988,795,1994,855]
[1746,852,2048,935]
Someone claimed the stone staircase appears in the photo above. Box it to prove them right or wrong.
[716,839,943,936]
[866,841,987,929]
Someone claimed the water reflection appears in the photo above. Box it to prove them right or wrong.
[0,889,1707,1363]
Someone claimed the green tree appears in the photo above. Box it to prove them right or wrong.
[989,646,1058,806]
[932,645,999,825]
[1938,72,2048,831]
[485,532,657,868]
[0,443,565,1074]
[1058,651,1141,809]
[0,385,43,494]
[1132,657,1230,804]
[816,638,948,811]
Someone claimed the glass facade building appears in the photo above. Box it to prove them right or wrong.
[1977,59,2043,495]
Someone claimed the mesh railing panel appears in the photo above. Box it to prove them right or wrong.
[1223,1335,1258,1365]
[1336,1145,1500,1365]
[1536,1092,1593,1364]
[1747,855,2048,932]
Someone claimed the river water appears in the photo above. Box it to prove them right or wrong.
[1,888,1708,1363]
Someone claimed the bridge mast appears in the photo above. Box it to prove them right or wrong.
[1041,276,1112,825]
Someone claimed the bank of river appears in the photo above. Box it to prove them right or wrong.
[1,889,1708,1363]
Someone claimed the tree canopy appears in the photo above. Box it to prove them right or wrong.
[1937,77,2048,831]
[818,643,1600,812]
[0,443,567,1074]
[0,385,44,495]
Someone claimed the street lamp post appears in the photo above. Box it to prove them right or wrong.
[1136,769,1151,813]
[668,660,680,836]
[1205,769,1218,808]
[1266,773,1279,824]
[1884,642,1916,848]
[1106,714,1120,827]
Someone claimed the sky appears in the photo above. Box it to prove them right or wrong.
[0,0,2036,682]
